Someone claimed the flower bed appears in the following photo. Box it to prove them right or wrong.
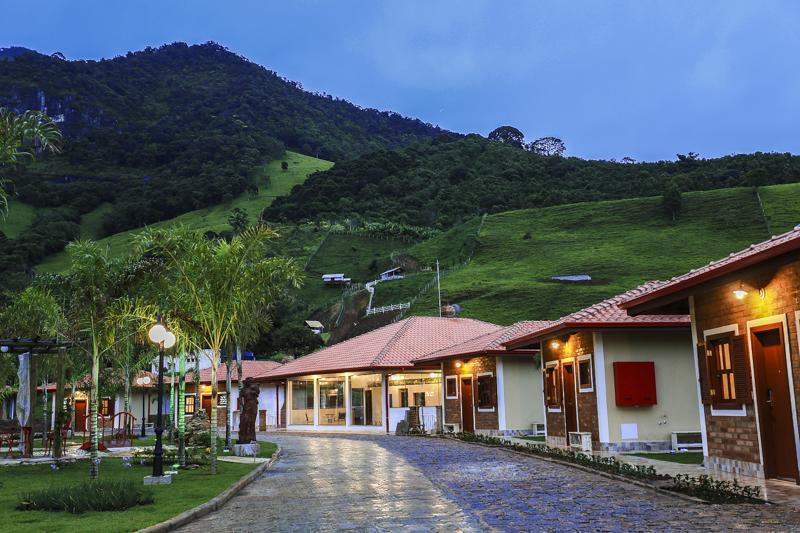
[449,433,763,504]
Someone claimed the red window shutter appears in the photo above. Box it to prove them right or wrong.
[731,335,752,405]
[697,343,712,405]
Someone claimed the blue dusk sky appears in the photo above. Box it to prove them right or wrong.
[3,0,799,161]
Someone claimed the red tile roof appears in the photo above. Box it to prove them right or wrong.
[188,360,282,384]
[413,321,552,363]
[620,227,800,312]
[260,316,501,380]
[504,282,690,348]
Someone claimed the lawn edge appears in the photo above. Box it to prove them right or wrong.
[446,437,709,505]
[136,445,281,533]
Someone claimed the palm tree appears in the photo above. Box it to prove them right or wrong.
[135,225,302,473]
[0,108,62,218]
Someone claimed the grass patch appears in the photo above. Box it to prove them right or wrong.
[36,151,331,272]
[0,441,277,532]
[626,452,704,465]
[517,435,546,442]
[18,479,154,514]
[0,199,38,238]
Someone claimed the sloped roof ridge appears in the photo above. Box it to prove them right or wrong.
[553,280,666,323]
[370,316,417,366]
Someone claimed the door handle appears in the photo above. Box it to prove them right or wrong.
[766,388,773,407]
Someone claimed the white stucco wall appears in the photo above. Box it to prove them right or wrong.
[501,356,544,431]
[602,330,700,443]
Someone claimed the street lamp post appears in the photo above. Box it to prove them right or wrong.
[135,374,151,438]
[145,316,176,485]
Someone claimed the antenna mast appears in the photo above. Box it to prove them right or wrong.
[436,259,442,317]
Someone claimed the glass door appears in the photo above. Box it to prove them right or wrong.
[351,387,364,425]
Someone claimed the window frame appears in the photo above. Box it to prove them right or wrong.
[577,354,594,393]
[413,391,426,407]
[702,324,746,417]
[706,333,740,409]
[399,388,409,408]
[184,394,196,415]
[544,361,562,412]
[445,375,459,399]
[476,372,496,412]
[100,397,112,417]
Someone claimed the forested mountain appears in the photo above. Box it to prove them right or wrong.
[262,135,800,228]
[0,42,445,236]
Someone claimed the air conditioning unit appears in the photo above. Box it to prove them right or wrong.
[443,423,459,434]
[671,430,703,450]
[569,431,593,453]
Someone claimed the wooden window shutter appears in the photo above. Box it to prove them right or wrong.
[697,343,712,405]
[731,335,752,404]
[556,364,563,406]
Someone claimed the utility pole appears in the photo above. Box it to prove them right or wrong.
[436,259,442,317]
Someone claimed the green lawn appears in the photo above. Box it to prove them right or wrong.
[517,435,546,442]
[0,200,38,238]
[36,151,332,272]
[1,441,277,532]
[370,271,436,308]
[627,451,704,465]
[405,186,794,323]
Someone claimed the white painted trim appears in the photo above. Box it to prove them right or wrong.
[476,371,496,412]
[689,296,709,457]
[496,358,506,431]
[445,375,459,400]
[593,333,610,444]
[313,377,319,426]
[576,353,594,393]
[545,360,561,413]
[748,313,800,474]
[344,375,352,427]
[702,323,747,417]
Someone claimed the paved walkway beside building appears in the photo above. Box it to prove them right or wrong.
[182,434,800,531]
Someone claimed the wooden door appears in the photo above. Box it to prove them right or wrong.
[752,324,799,481]
[202,395,212,419]
[461,378,475,433]
[74,400,87,432]
[562,362,578,434]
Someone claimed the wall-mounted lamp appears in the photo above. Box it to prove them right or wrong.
[455,361,462,368]
[759,288,766,300]
[550,340,561,350]
[733,283,748,300]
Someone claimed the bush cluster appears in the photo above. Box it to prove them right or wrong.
[17,480,154,514]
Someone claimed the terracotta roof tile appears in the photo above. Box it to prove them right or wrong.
[504,282,690,348]
[260,316,500,379]
[188,360,282,384]
[621,227,800,310]
[413,320,553,363]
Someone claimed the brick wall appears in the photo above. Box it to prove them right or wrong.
[541,332,598,443]
[693,252,800,473]
[442,356,499,431]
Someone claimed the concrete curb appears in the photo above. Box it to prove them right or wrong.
[445,437,711,505]
[137,445,282,533]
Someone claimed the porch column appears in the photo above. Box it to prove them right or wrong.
[313,377,319,426]
[383,374,390,432]
[497,357,506,432]
[345,375,352,426]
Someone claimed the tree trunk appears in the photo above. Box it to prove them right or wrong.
[168,357,175,441]
[89,351,100,479]
[210,355,218,475]
[236,346,243,435]
[123,373,131,436]
[225,349,232,447]
[53,347,66,461]
[28,355,36,456]
[178,351,186,467]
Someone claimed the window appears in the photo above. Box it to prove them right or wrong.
[476,374,495,410]
[319,378,346,425]
[100,398,112,417]
[399,388,409,408]
[699,334,750,409]
[544,364,561,409]
[185,395,196,415]
[445,376,458,399]
[290,380,315,425]
[578,356,593,392]
[413,392,426,407]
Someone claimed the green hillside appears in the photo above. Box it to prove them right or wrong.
[0,200,37,238]
[36,151,332,272]
[398,183,800,324]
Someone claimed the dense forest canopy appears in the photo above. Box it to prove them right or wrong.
[263,134,800,228]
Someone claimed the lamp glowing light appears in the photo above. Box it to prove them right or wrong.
[550,340,561,350]
[733,283,748,300]
[162,331,176,350]
[455,361,462,368]
[148,323,167,344]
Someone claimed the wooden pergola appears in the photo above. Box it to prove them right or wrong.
[1,338,73,459]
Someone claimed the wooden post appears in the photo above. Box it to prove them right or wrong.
[53,347,66,460]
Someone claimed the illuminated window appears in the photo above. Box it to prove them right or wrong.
[185,395,196,415]
[445,376,458,399]
[544,364,561,408]
[100,398,112,417]
[578,356,593,392]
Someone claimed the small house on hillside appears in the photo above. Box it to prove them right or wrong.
[505,284,699,453]
[305,320,325,335]
[622,226,800,482]
[379,267,404,281]
[322,273,351,286]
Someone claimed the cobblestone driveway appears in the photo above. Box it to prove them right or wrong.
[183,434,800,531]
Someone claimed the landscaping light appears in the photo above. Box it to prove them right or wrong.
[162,331,176,350]
[733,283,748,300]
[148,323,167,344]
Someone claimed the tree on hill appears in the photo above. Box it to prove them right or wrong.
[0,108,61,218]
[662,180,683,221]
[227,207,249,235]
[488,126,525,148]
[529,137,566,156]
[281,161,289,171]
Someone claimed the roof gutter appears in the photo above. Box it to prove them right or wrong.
[504,321,690,349]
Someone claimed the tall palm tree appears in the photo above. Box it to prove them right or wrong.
[135,225,302,473]
[0,108,62,218]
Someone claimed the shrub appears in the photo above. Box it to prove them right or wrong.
[670,474,762,504]
[185,412,211,447]
[17,480,154,514]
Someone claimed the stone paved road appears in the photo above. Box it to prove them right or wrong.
[182,434,800,531]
